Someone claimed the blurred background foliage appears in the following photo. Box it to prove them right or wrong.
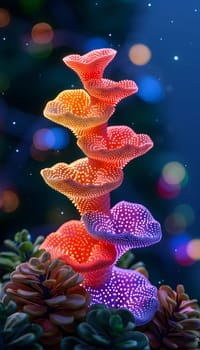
[0,0,199,300]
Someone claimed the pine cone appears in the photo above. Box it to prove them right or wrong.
[61,304,150,350]
[0,284,43,350]
[138,284,200,349]
[5,251,90,347]
[0,229,44,283]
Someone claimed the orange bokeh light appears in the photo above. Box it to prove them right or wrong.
[0,8,10,28]
[0,190,20,213]
[30,144,49,161]
[129,44,152,66]
[187,239,200,260]
[31,22,54,44]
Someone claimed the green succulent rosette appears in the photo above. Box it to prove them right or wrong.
[0,229,44,282]
[0,284,43,350]
[61,304,150,350]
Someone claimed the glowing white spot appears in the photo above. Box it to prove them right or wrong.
[173,55,179,61]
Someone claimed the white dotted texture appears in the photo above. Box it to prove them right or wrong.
[86,265,158,325]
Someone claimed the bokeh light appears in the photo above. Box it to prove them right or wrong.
[174,204,195,226]
[33,128,55,151]
[157,161,189,199]
[175,244,194,266]
[157,176,180,199]
[165,212,187,234]
[169,233,194,266]
[33,127,69,151]
[31,22,54,44]
[137,75,164,103]
[165,204,194,234]
[162,161,187,185]
[129,44,151,65]
[51,127,70,149]
[187,239,200,261]
[0,8,11,28]
[170,233,190,251]
[30,145,49,162]
[0,190,20,213]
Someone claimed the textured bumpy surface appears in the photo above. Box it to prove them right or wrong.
[40,48,162,325]
[82,201,162,258]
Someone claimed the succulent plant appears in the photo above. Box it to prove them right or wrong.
[61,304,150,350]
[0,284,43,350]
[0,229,45,282]
[138,284,200,350]
[5,251,90,348]
[1,312,43,350]
[0,283,16,321]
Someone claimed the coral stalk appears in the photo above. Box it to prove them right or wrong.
[40,48,162,325]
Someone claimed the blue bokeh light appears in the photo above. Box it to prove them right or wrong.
[137,75,164,103]
[169,233,191,251]
[51,127,69,150]
[43,129,55,148]
[33,127,69,151]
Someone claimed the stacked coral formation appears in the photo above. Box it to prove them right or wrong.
[39,48,162,325]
